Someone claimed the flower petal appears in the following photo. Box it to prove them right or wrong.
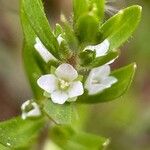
[85,65,111,89]
[57,34,64,45]
[37,75,58,93]
[55,63,78,81]
[84,39,110,57]
[87,76,117,95]
[101,76,118,88]
[85,65,114,95]
[51,90,68,104]
[21,100,41,120]
[26,102,41,118]
[87,84,106,95]
[92,65,111,78]
[68,81,84,98]
[34,37,56,63]
[21,100,30,111]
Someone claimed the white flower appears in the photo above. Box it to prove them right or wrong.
[84,39,110,58]
[37,64,84,104]
[21,100,41,120]
[34,37,56,63]
[34,35,64,63]
[57,34,64,45]
[85,64,117,95]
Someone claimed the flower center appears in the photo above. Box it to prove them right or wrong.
[92,79,100,84]
[59,79,70,90]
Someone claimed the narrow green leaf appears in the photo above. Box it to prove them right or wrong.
[99,5,142,50]
[51,126,109,150]
[54,24,63,37]
[65,132,108,150]
[23,43,44,100]
[0,144,10,150]
[73,0,89,23]
[21,6,45,100]
[0,117,45,149]
[43,99,77,125]
[78,63,136,103]
[21,0,59,58]
[80,50,119,67]
[89,0,105,21]
[75,14,99,44]
[89,51,119,68]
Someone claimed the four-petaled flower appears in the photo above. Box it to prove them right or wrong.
[21,100,41,120]
[37,64,84,104]
[85,65,118,95]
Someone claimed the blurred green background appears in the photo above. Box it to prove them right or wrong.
[0,0,150,149]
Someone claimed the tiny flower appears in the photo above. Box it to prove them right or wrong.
[34,37,56,63]
[34,35,64,63]
[85,64,117,95]
[37,64,84,104]
[57,34,64,45]
[21,100,41,120]
[84,39,110,58]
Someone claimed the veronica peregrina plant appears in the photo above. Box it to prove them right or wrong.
[0,0,142,149]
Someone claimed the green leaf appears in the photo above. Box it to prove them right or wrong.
[43,99,77,125]
[0,144,10,150]
[51,126,109,150]
[89,0,105,22]
[89,50,119,68]
[99,5,142,50]
[73,0,89,23]
[80,50,119,67]
[78,63,136,103]
[75,14,99,44]
[21,5,45,100]
[21,0,59,58]
[73,0,105,24]
[0,117,45,149]
[54,24,63,37]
